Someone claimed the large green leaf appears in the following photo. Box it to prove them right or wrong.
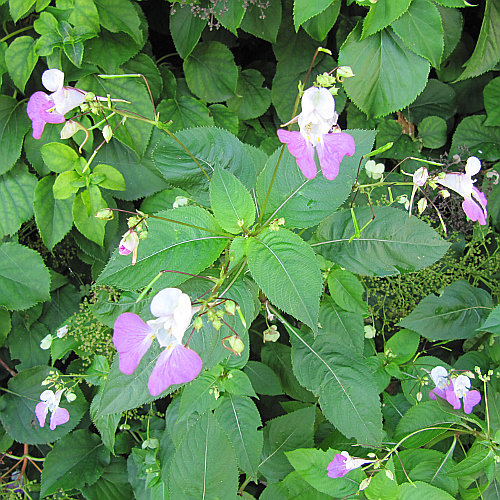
[480,304,500,335]
[94,0,143,44]
[9,0,36,22]
[247,228,322,332]
[327,269,367,315]
[215,395,263,477]
[169,3,207,59]
[288,324,383,445]
[168,412,238,499]
[244,361,283,396]
[0,366,87,445]
[41,429,109,497]
[484,77,500,127]
[456,0,500,81]
[0,96,31,174]
[302,0,341,41]
[293,0,334,31]
[151,126,267,202]
[0,243,50,310]
[184,41,238,102]
[157,96,213,132]
[0,163,36,237]
[214,0,245,34]
[256,130,375,228]
[5,36,38,92]
[406,79,456,124]
[362,0,412,38]
[73,187,107,246]
[259,407,316,482]
[399,280,492,341]
[450,115,500,161]
[339,24,430,118]
[97,206,228,290]
[240,0,281,43]
[227,69,271,120]
[391,0,444,68]
[398,482,455,500]
[313,206,450,277]
[210,167,255,233]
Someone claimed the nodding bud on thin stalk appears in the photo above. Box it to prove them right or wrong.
[95,208,114,220]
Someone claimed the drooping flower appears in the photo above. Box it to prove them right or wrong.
[119,229,140,265]
[113,288,203,396]
[327,451,372,478]
[433,156,488,225]
[277,86,355,180]
[27,69,86,139]
[35,389,70,430]
[365,160,385,180]
[429,366,481,414]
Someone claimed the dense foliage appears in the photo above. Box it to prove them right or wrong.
[0,0,500,498]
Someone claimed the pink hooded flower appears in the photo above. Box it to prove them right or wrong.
[433,157,488,225]
[35,389,70,430]
[277,86,355,180]
[113,288,202,396]
[327,451,372,478]
[27,69,86,139]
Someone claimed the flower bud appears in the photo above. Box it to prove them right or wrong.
[224,300,236,315]
[337,66,355,79]
[60,120,85,139]
[439,189,450,199]
[65,391,77,402]
[417,197,427,214]
[227,335,245,355]
[102,124,113,143]
[119,230,139,256]
[40,334,53,350]
[364,325,376,339]
[95,208,114,220]
[413,167,428,187]
[365,160,385,180]
[56,325,69,338]
[173,196,189,209]
[359,477,371,491]
[193,316,203,331]
[263,325,280,342]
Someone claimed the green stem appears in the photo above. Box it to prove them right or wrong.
[237,475,252,495]
[4,454,45,462]
[0,25,33,43]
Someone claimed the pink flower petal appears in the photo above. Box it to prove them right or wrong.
[463,390,481,414]
[113,313,153,375]
[327,453,348,478]
[317,132,356,181]
[277,129,317,179]
[27,92,65,139]
[49,407,70,430]
[147,344,202,396]
[445,381,461,410]
[470,186,488,225]
[35,402,49,428]
[462,197,486,225]
[429,386,446,400]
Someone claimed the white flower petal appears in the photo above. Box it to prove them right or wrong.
[430,366,449,388]
[150,288,183,318]
[465,156,481,176]
[42,69,65,92]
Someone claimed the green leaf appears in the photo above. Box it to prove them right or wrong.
[214,0,245,34]
[220,370,257,398]
[41,142,79,173]
[168,412,238,499]
[209,104,238,134]
[339,24,430,118]
[398,481,456,499]
[450,115,500,161]
[227,69,271,120]
[327,269,366,315]
[406,79,457,124]
[0,366,87,444]
[391,0,444,68]
[210,167,255,233]
[0,243,50,310]
[97,206,228,290]
[0,96,30,174]
[69,0,100,33]
[314,206,450,276]
[365,464,399,500]
[385,329,420,364]
[289,325,383,445]
[0,309,11,348]
[9,0,36,21]
[447,447,493,477]
[302,0,341,41]
[184,41,238,103]
[480,304,500,334]
[157,96,214,132]
[399,280,493,341]
[169,3,207,59]
[73,187,107,246]
[241,0,281,43]
[53,171,81,199]
[247,228,322,331]
[5,36,38,92]
[243,361,283,396]
[0,163,36,237]
[178,370,221,422]
[418,116,447,149]
[362,0,412,38]
[92,164,126,191]
[260,407,316,482]
[94,0,143,44]
[41,429,110,497]
[438,6,463,62]
[456,0,500,81]
[215,395,263,477]
[395,401,461,448]
[256,130,375,228]
[293,0,334,31]
[484,77,500,127]
[286,448,361,497]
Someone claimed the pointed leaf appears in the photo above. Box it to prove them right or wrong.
[362,0,412,38]
[5,36,38,92]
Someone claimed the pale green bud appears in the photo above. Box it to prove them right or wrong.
[102,124,113,143]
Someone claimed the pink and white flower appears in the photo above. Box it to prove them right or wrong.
[433,157,488,225]
[113,288,203,396]
[277,86,355,180]
[27,69,86,139]
[327,451,372,478]
[35,389,70,430]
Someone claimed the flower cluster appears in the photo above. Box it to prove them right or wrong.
[27,69,86,139]
[429,366,481,414]
[327,451,373,478]
[277,86,355,181]
[113,288,203,396]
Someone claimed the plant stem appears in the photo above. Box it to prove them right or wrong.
[0,25,33,43]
